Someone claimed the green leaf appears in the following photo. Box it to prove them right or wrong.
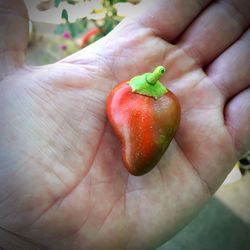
[61,9,69,22]
[67,0,76,4]
[113,0,127,3]
[54,24,65,34]
[80,18,88,30]
[103,0,126,5]
[89,32,103,43]
[101,17,115,34]
[54,0,62,7]
[68,23,77,38]
[72,18,87,33]
[65,18,88,38]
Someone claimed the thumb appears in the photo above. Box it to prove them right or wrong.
[0,0,28,80]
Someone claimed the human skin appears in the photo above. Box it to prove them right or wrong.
[0,0,249,249]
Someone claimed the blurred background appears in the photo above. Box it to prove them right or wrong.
[14,0,250,249]
[25,0,140,65]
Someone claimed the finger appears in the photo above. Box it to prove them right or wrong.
[207,29,250,101]
[62,0,212,82]
[127,0,212,41]
[0,0,28,79]
[178,0,250,66]
[225,88,250,158]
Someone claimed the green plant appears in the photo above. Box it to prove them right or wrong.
[53,0,127,41]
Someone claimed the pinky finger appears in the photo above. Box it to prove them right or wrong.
[225,88,250,158]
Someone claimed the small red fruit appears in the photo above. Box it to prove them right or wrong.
[81,28,101,46]
[106,66,180,176]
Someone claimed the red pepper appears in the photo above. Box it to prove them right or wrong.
[81,28,101,46]
[106,66,180,176]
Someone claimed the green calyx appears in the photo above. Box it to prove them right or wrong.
[128,66,167,100]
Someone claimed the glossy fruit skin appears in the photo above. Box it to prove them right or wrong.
[106,81,180,176]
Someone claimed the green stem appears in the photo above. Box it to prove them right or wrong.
[128,66,167,100]
[146,66,166,85]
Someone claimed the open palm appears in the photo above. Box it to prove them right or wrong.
[0,0,249,249]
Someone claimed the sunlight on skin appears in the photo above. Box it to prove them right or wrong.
[0,0,249,249]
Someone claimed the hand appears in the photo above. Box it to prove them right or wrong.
[0,0,249,249]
